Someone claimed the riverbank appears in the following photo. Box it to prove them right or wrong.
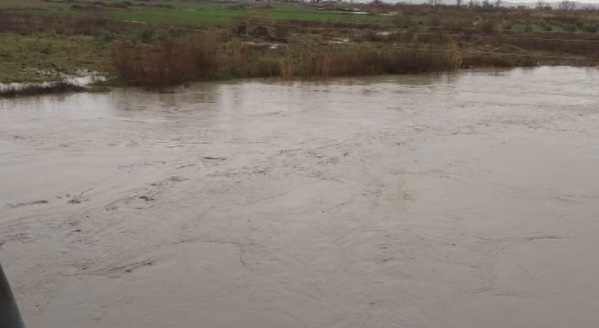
[1,1,598,94]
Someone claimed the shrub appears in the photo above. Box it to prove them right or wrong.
[480,19,500,34]
[110,35,219,89]
[380,44,462,74]
[524,23,534,31]
[131,26,163,44]
[250,56,290,78]
[40,43,54,55]
[563,24,577,32]
[582,24,598,33]
[281,43,460,80]
[93,28,116,42]
[392,10,406,27]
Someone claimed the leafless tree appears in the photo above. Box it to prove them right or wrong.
[536,0,546,10]
[468,0,481,7]
[558,0,576,10]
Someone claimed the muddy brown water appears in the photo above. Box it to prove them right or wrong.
[1,67,599,328]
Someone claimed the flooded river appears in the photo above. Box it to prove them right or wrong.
[1,67,598,328]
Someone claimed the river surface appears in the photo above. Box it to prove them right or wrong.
[1,67,599,328]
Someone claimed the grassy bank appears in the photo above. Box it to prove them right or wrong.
[1,1,598,90]
[108,35,461,90]
[0,33,110,83]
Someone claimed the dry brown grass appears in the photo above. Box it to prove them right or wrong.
[110,35,219,90]
[0,12,131,35]
[271,42,461,80]
[497,32,599,56]
[109,32,462,86]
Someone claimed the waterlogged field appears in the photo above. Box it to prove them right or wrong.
[1,67,599,328]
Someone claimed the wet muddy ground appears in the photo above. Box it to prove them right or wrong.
[1,67,598,328]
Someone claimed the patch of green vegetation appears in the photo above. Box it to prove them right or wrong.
[77,3,390,27]
[0,33,111,83]
[106,7,243,26]
[508,20,573,33]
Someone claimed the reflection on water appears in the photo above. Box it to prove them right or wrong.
[1,67,599,328]
[3,66,596,118]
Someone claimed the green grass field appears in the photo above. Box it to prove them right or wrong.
[6,2,392,27]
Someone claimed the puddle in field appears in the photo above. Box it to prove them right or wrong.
[1,67,599,328]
